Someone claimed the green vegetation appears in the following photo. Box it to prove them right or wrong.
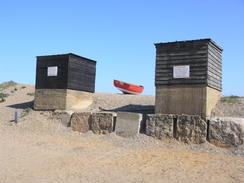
[21,108,32,118]
[0,81,17,91]
[221,95,243,104]
[27,92,35,96]
[0,93,9,103]
[21,86,26,89]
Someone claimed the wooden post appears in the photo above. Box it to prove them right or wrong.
[14,111,19,123]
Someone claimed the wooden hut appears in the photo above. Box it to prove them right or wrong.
[34,53,96,110]
[154,39,223,117]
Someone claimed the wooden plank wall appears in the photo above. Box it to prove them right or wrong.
[155,39,222,91]
[68,54,96,93]
[155,40,209,86]
[207,42,222,91]
[35,55,69,89]
[35,54,97,93]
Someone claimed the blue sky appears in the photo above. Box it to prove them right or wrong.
[0,0,243,96]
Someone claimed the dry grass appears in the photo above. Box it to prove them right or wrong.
[0,81,17,91]
[221,95,243,104]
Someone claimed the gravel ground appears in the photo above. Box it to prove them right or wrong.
[212,101,244,118]
[0,84,244,183]
[84,92,155,113]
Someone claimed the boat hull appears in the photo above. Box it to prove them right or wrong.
[113,80,144,95]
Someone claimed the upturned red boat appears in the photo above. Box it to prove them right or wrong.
[113,80,144,94]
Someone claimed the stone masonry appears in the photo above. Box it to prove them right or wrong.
[53,110,244,147]
[146,114,174,139]
[209,117,244,147]
[71,112,92,133]
[176,115,207,144]
[91,112,115,134]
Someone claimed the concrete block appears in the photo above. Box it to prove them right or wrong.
[115,112,143,137]
[66,90,93,110]
[71,112,92,133]
[155,85,220,118]
[53,110,73,127]
[145,114,174,139]
[34,89,94,110]
[209,117,244,147]
[176,115,207,144]
[34,89,67,110]
[91,112,115,134]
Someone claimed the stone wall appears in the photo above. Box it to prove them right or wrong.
[70,112,116,134]
[209,117,244,147]
[52,111,244,147]
[146,114,174,139]
[71,112,92,133]
[91,112,115,134]
[145,114,207,144]
[176,115,207,144]
[145,114,243,146]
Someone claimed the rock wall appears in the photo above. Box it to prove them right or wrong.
[91,112,115,134]
[70,112,115,134]
[176,115,207,144]
[145,114,207,144]
[146,114,174,139]
[209,117,244,147]
[71,112,92,133]
[53,111,244,147]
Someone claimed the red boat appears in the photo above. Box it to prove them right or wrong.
[113,80,144,94]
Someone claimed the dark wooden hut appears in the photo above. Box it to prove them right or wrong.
[154,39,223,117]
[34,53,97,110]
[35,53,96,92]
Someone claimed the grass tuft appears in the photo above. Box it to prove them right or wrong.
[21,108,32,118]
[0,92,9,103]
[27,92,35,96]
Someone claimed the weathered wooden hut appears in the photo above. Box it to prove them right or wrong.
[154,39,223,117]
[34,53,96,110]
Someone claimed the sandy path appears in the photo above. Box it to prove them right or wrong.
[0,117,243,183]
[0,84,244,183]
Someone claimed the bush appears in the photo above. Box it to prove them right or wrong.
[0,92,9,103]
[0,81,17,91]
[27,92,35,96]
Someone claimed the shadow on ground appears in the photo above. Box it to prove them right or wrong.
[7,101,34,109]
[101,104,155,114]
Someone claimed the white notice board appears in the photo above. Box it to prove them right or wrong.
[47,66,58,76]
[173,65,190,78]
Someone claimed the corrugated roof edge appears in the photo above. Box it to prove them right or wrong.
[36,53,97,63]
[154,38,223,52]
